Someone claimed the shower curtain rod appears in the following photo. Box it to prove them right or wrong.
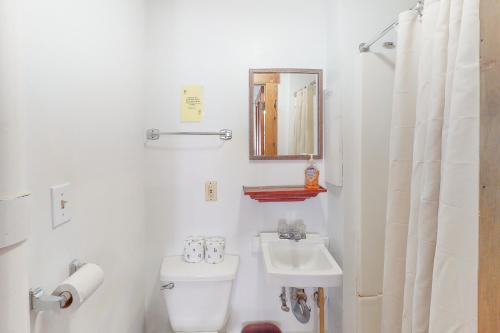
[359,1,424,53]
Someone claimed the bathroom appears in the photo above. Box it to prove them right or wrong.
[0,0,495,333]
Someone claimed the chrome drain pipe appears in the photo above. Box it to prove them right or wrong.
[290,288,311,324]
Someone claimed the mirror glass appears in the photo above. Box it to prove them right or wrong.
[249,69,323,160]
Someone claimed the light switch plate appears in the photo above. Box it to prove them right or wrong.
[205,181,217,202]
[50,183,71,229]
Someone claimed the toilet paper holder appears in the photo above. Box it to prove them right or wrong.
[29,259,86,312]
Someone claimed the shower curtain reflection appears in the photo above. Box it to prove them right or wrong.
[290,84,315,155]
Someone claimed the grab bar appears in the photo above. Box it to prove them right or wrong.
[146,128,232,141]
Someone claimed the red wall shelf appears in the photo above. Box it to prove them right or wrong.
[243,185,327,203]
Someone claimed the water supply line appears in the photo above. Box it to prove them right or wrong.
[317,288,326,333]
[279,287,290,312]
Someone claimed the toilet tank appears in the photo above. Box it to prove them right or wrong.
[160,255,239,332]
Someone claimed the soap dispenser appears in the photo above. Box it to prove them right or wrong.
[305,154,319,189]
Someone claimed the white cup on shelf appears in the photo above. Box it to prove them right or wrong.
[183,236,205,263]
[205,236,225,264]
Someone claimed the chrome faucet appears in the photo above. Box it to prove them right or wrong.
[278,221,306,242]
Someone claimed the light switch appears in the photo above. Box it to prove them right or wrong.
[50,183,71,229]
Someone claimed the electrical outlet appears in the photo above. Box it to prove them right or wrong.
[205,181,217,202]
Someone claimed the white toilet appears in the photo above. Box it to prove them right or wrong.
[160,255,239,333]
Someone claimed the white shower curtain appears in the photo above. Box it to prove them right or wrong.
[381,0,479,332]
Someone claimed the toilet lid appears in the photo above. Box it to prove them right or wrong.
[160,255,239,282]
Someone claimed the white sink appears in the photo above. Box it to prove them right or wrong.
[260,233,342,287]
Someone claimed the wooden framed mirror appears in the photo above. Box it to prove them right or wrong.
[249,68,323,160]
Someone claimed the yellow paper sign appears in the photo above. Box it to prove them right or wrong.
[181,85,204,122]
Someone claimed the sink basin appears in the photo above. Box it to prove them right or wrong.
[260,233,342,287]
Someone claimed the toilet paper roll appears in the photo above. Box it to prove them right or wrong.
[53,263,104,310]
[205,237,225,264]
[183,236,205,263]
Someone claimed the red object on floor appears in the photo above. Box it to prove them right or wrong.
[241,323,282,333]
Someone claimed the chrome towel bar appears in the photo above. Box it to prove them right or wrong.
[146,128,232,141]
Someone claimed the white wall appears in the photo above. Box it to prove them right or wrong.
[324,0,415,332]
[0,1,30,331]
[358,51,395,333]
[143,1,331,332]
[359,52,396,297]
[3,1,146,332]
[0,1,422,333]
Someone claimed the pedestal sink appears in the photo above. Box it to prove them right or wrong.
[260,233,342,287]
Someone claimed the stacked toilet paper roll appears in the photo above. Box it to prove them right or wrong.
[183,236,205,263]
[53,263,104,310]
[205,237,225,264]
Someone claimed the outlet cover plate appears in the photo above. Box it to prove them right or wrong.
[205,181,217,202]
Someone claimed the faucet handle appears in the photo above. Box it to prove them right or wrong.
[278,220,289,234]
[292,221,306,235]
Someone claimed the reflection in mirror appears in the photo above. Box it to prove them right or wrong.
[249,69,323,160]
